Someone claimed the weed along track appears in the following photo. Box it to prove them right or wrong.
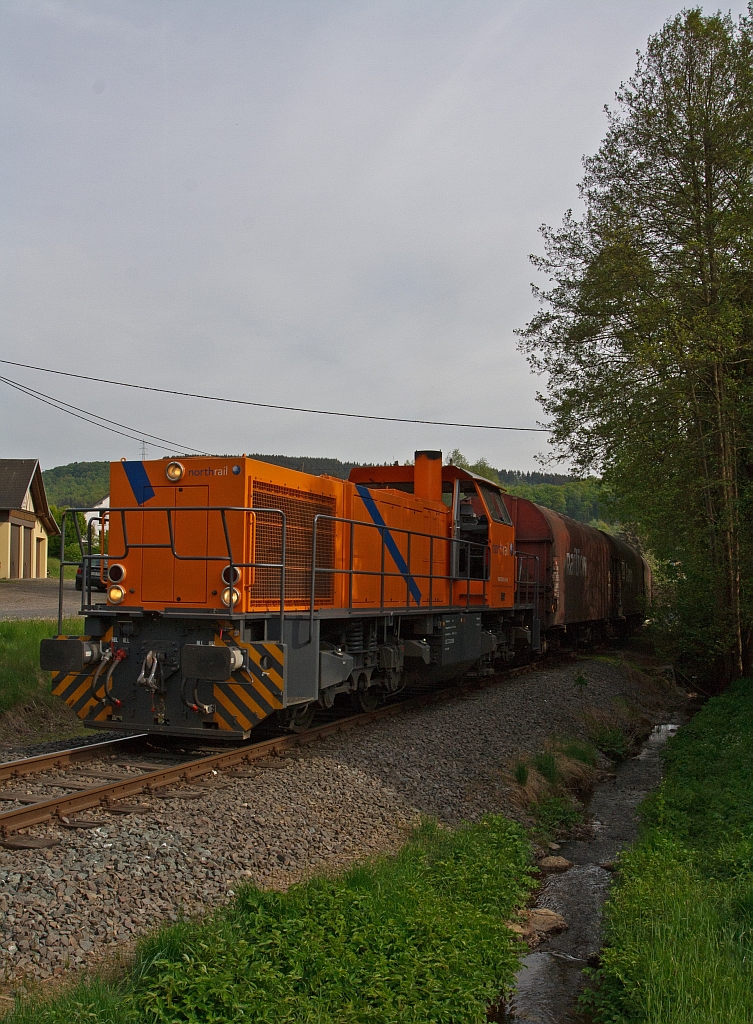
[0,654,680,1012]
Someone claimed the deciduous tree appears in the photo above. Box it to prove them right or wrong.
[518,8,753,677]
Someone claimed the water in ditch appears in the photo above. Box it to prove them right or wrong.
[504,723,681,1023]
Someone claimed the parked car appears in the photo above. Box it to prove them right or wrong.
[75,557,109,592]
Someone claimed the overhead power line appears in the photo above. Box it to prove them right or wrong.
[0,375,207,454]
[0,358,549,432]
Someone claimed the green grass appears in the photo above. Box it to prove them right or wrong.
[586,723,627,761]
[533,795,584,833]
[46,556,78,580]
[582,676,753,1023]
[533,751,560,784]
[6,816,536,1024]
[561,740,598,766]
[0,618,83,713]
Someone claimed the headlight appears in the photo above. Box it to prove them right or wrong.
[221,565,241,585]
[166,461,184,482]
[108,585,125,605]
[108,563,126,583]
[221,587,240,608]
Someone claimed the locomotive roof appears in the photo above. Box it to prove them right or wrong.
[349,461,509,493]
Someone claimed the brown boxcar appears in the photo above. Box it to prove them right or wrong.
[604,533,651,623]
[503,493,649,644]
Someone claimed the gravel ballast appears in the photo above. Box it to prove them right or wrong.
[0,656,680,987]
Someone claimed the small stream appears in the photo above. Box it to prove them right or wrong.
[505,723,681,1022]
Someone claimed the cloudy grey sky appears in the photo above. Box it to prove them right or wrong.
[2,1,747,473]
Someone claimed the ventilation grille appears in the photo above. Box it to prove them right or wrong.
[251,482,336,605]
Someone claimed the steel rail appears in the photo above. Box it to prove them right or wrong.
[0,734,149,784]
[0,664,542,837]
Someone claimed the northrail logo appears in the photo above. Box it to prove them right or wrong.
[187,467,229,477]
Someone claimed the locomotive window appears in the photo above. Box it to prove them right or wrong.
[477,482,513,526]
[456,481,489,580]
[458,482,485,520]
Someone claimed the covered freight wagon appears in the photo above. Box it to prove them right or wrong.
[503,493,650,648]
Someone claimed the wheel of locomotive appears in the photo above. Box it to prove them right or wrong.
[513,642,533,667]
[278,702,316,733]
[355,687,380,713]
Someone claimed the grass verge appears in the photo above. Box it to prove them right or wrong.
[5,816,536,1024]
[45,558,78,580]
[581,675,753,1023]
[0,619,82,714]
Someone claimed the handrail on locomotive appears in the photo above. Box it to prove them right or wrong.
[57,504,286,639]
[56,502,537,635]
[308,511,495,632]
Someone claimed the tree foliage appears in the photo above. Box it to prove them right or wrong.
[42,462,110,508]
[503,478,605,525]
[446,450,607,524]
[47,505,91,561]
[518,8,753,677]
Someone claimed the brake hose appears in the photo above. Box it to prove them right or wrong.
[89,649,112,702]
[103,649,127,707]
[180,676,214,715]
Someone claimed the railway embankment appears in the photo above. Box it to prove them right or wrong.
[0,619,85,751]
[0,653,682,1020]
[580,675,753,1024]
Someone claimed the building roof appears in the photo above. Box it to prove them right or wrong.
[0,460,60,535]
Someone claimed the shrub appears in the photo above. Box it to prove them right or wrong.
[534,795,583,833]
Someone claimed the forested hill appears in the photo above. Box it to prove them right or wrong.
[42,457,605,525]
[42,462,110,509]
[501,479,604,525]
[495,469,575,486]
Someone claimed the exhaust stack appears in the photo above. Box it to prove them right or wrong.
[414,450,443,503]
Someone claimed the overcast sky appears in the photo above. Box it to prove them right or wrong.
[2,1,747,474]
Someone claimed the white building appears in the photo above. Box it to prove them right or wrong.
[84,496,110,539]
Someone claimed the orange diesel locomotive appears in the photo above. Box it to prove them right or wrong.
[40,451,647,740]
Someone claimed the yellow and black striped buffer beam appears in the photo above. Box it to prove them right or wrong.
[50,633,114,723]
[211,638,285,733]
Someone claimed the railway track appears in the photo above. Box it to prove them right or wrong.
[0,661,544,848]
